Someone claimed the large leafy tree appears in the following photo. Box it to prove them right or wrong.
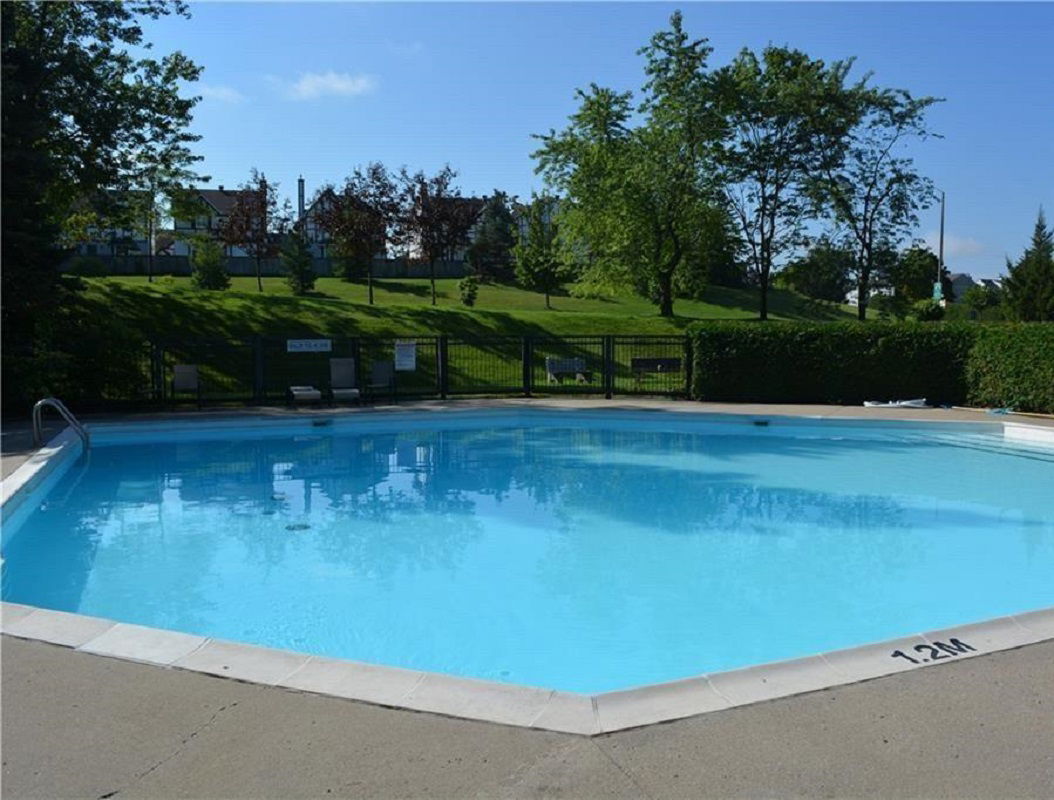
[222,170,291,292]
[776,239,855,303]
[2,0,203,352]
[467,191,518,281]
[534,13,720,317]
[313,162,400,305]
[815,88,940,320]
[712,47,862,320]
[399,165,479,306]
[1002,208,1054,321]
[513,193,565,308]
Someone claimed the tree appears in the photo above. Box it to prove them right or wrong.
[513,193,565,308]
[281,228,316,295]
[458,275,480,306]
[189,235,229,291]
[467,191,518,281]
[815,87,940,320]
[775,239,855,302]
[712,46,862,319]
[2,0,203,387]
[959,284,1003,317]
[882,245,939,303]
[534,13,720,317]
[313,162,399,305]
[1002,208,1054,321]
[681,205,746,292]
[123,174,203,283]
[399,166,479,306]
[222,169,290,292]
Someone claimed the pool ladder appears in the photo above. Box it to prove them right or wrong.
[32,397,90,450]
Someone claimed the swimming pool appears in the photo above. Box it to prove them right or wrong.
[3,409,1053,705]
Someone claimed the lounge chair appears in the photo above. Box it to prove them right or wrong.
[329,358,360,403]
[368,360,395,400]
[288,385,322,404]
[172,364,202,407]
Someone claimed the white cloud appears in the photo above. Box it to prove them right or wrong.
[198,84,246,104]
[279,71,377,101]
[923,231,985,258]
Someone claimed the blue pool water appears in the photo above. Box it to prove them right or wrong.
[3,411,1053,693]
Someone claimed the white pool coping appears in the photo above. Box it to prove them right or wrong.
[3,406,1053,735]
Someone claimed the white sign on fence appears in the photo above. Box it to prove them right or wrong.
[394,340,417,371]
[287,339,332,353]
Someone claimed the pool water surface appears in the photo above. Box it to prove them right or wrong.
[3,411,1053,693]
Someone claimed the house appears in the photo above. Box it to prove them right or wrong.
[844,286,894,307]
[946,272,979,303]
[170,186,262,257]
[71,190,151,259]
[297,179,387,261]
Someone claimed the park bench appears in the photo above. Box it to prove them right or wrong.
[545,356,592,384]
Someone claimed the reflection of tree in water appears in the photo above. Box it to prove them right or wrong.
[9,425,937,612]
[4,445,224,628]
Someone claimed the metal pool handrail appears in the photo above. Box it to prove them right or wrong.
[32,397,90,450]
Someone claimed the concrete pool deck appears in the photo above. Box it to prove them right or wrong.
[3,400,1053,796]
[3,635,1053,798]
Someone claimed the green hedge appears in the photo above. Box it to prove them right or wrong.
[966,324,1054,413]
[690,322,977,406]
[690,321,1054,413]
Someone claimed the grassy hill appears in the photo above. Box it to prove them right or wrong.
[85,276,855,339]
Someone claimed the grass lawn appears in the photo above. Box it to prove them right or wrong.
[86,276,854,340]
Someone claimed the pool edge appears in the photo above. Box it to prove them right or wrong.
[3,603,1051,736]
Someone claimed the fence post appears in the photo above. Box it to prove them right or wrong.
[683,335,693,399]
[253,336,265,403]
[438,336,449,399]
[522,337,533,397]
[604,336,614,399]
[150,342,163,402]
[351,338,362,394]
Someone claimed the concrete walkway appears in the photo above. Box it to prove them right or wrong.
[2,636,1052,799]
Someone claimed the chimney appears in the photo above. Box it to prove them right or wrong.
[298,176,306,221]
[218,184,224,192]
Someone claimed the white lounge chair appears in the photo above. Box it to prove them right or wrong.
[288,385,322,404]
[329,358,360,403]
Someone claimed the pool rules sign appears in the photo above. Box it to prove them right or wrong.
[394,340,417,371]
[287,339,332,353]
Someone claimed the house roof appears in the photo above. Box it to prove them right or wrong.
[196,187,259,215]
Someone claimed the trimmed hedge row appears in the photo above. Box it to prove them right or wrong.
[966,324,1054,413]
[690,322,1054,413]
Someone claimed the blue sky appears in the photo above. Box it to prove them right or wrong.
[145,2,1053,278]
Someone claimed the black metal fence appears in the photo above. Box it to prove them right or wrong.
[145,335,692,405]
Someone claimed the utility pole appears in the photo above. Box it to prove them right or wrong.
[934,190,946,304]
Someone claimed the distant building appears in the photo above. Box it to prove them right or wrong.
[844,286,894,307]
[946,272,978,302]
[72,190,150,258]
[170,186,262,257]
[297,180,386,261]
